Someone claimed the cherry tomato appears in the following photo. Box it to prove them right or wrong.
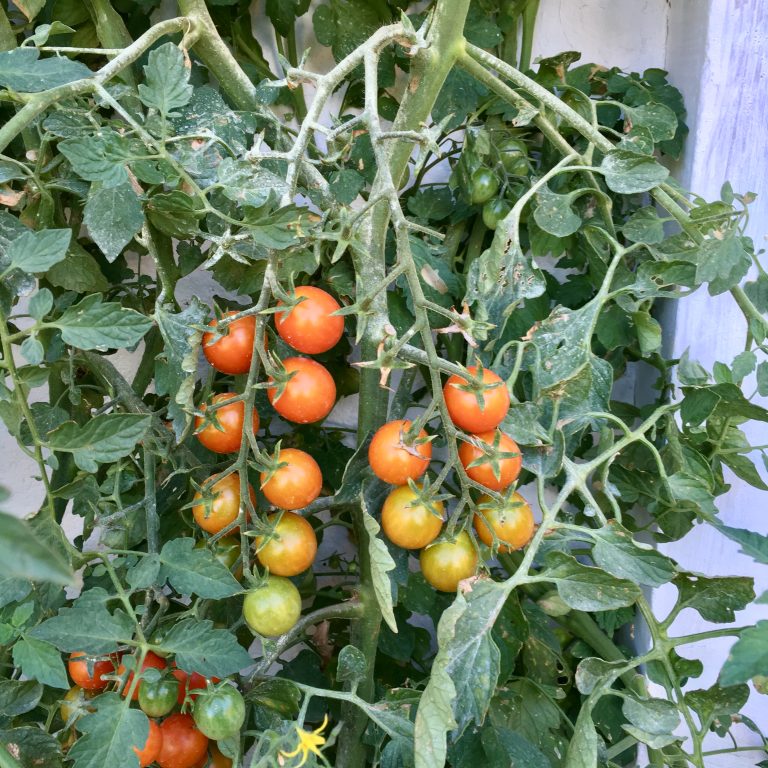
[60,685,95,728]
[498,137,529,176]
[420,531,478,592]
[267,357,336,424]
[67,652,116,691]
[194,537,242,571]
[243,576,302,637]
[275,286,345,355]
[474,491,535,552]
[459,430,522,491]
[443,366,510,433]
[202,312,256,375]
[195,393,259,454]
[209,744,233,768]
[192,685,246,741]
[172,669,220,706]
[118,651,167,701]
[134,719,163,768]
[381,485,443,549]
[138,674,179,718]
[469,168,499,204]
[368,420,432,485]
[192,473,255,535]
[157,713,209,768]
[260,448,323,510]
[482,198,511,229]
[255,511,317,576]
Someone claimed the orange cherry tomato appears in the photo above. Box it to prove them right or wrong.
[134,719,163,768]
[260,448,323,510]
[443,366,510,433]
[67,652,117,691]
[474,491,535,553]
[202,312,256,375]
[195,393,259,454]
[368,420,432,485]
[381,484,443,549]
[192,472,255,534]
[275,286,345,355]
[267,357,336,424]
[255,511,317,577]
[458,430,522,491]
[118,651,167,701]
[157,713,209,768]
[209,743,233,768]
[420,531,478,592]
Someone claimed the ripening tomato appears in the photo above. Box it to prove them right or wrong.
[60,685,95,728]
[157,713,209,768]
[459,431,522,491]
[474,492,535,552]
[134,719,163,768]
[172,669,221,706]
[255,511,317,576]
[195,393,260,454]
[118,651,167,701]
[368,420,432,485]
[209,744,233,768]
[192,472,255,534]
[267,358,336,424]
[68,652,116,691]
[192,685,246,741]
[381,485,443,549]
[275,286,345,355]
[243,576,302,637]
[138,674,179,718]
[202,312,256,375]
[443,367,510,433]
[420,531,478,592]
[261,448,323,510]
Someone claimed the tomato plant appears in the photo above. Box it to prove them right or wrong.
[0,2,766,768]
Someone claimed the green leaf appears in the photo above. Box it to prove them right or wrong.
[632,310,662,355]
[83,183,145,261]
[533,187,583,237]
[12,637,69,689]
[158,538,242,599]
[542,551,641,611]
[600,149,669,193]
[47,293,153,349]
[266,0,311,36]
[622,206,666,244]
[246,678,301,717]
[68,692,147,768]
[480,728,551,768]
[407,188,453,222]
[623,102,678,141]
[0,680,43,717]
[153,618,251,677]
[59,132,133,187]
[673,573,754,623]
[29,588,134,654]
[591,524,676,587]
[695,234,751,295]
[719,622,768,685]
[126,554,160,590]
[328,169,365,205]
[433,68,488,132]
[145,191,205,239]
[684,683,749,727]
[29,288,53,321]
[138,43,193,117]
[564,709,598,768]
[0,512,73,585]
[0,727,63,768]
[622,694,680,737]
[714,523,768,564]
[361,495,397,634]
[4,229,71,274]
[0,47,91,92]
[46,414,151,473]
[720,452,768,490]
[46,243,109,293]
[218,159,289,210]
[336,645,368,686]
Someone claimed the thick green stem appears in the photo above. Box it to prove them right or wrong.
[519,0,540,71]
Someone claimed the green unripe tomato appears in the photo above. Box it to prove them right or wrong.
[482,198,511,229]
[192,684,246,741]
[138,675,179,718]
[469,168,500,204]
[243,576,302,637]
[498,138,529,176]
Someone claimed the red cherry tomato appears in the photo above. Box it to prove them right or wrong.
[458,430,522,491]
[368,420,432,485]
[157,713,209,768]
[275,286,345,354]
[267,358,336,424]
[443,366,510,433]
[260,448,323,510]
[195,393,259,454]
[192,472,256,534]
[67,652,116,691]
[202,312,256,375]
[473,491,535,553]
[118,651,167,701]
[134,719,163,768]
[255,511,317,577]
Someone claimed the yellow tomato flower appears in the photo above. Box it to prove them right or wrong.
[280,714,329,767]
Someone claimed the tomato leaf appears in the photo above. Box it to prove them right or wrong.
[138,43,193,118]
[4,229,71,274]
[0,680,43,717]
[158,538,242,599]
[360,494,398,634]
[672,573,755,623]
[600,149,669,194]
[0,511,73,585]
[0,47,91,92]
[12,638,69,690]
[83,183,145,262]
[719,622,768,686]
[0,727,63,768]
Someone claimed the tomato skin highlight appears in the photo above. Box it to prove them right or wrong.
[368,420,432,485]
[192,473,255,534]
[134,719,163,768]
[268,357,336,424]
[459,431,522,491]
[255,511,317,576]
[157,713,209,768]
[474,491,535,552]
[381,485,443,550]
[202,312,256,374]
[118,651,167,701]
[195,393,259,454]
[192,685,246,740]
[275,286,345,354]
[243,576,302,637]
[420,531,478,592]
[67,652,116,691]
[260,448,323,510]
[443,367,510,433]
